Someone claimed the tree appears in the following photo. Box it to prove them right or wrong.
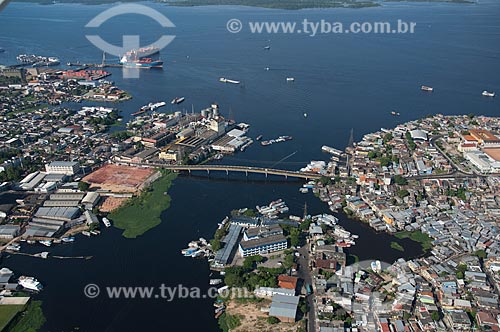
[474,250,487,259]
[431,311,440,321]
[394,175,408,185]
[397,189,410,199]
[78,181,90,191]
[210,239,222,252]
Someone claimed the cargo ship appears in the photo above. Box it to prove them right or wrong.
[121,57,163,68]
[122,46,160,60]
[421,85,433,92]
[482,90,495,97]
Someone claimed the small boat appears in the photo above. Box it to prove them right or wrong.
[171,97,185,104]
[215,310,224,319]
[390,110,400,116]
[90,230,100,236]
[286,77,295,82]
[482,90,495,97]
[371,260,382,273]
[421,85,433,92]
[34,252,49,259]
[256,135,263,141]
[39,240,52,247]
[265,67,270,71]
[82,231,91,237]
[27,240,36,244]
[209,279,223,286]
[102,217,112,228]
[6,244,21,251]
[264,45,271,50]
[303,113,308,118]
[61,236,75,243]
[18,276,43,292]
[214,153,224,160]
[219,77,240,84]
[299,188,308,194]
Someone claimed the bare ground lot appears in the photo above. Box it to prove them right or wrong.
[227,299,303,332]
[82,164,156,193]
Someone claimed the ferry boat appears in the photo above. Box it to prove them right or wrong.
[421,85,434,92]
[482,90,495,97]
[171,97,185,105]
[286,77,295,82]
[102,217,112,228]
[219,77,240,84]
[18,276,43,292]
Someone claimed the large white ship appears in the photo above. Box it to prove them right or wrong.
[18,276,43,292]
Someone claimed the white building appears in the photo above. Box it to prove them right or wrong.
[45,161,80,175]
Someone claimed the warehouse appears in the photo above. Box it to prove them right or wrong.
[269,294,300,323]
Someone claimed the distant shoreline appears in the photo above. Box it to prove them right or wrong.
[9,0,475,9]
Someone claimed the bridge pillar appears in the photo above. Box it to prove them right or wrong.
[265,172,268,178]
[245,170,248,177]
[226,169,229,176]
[285,174,288,179]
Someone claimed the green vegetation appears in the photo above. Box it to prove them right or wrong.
[394,230,433,253]
[267,316,280,324]
[394,175,408,186]
[110,131,132,140]
[78,181,90,191]
[218,313,242,332]
[431,311,441,321]
[456,263,467,279]
[242,208,257,217]
[405,132,417,151]
[5,301,45,332]
[446,187,467,201]
[318,176,332,186]
[224,264,286,290]
[390,241,405,252]
[474,250,487,259]
[109,170,177,238]
[0,305,24,332]
[397,189,410,199]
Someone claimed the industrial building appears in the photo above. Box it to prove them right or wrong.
[45,161,80,175]
[213,224,242,267]
[268,294,300,323]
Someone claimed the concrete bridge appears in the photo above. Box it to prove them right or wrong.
[122,162,322,180]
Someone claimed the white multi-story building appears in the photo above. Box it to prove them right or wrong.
[45,161,80,175]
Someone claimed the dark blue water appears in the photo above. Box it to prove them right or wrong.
[1,1,499,331]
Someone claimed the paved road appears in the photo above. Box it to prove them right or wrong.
[297,243,316,332]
